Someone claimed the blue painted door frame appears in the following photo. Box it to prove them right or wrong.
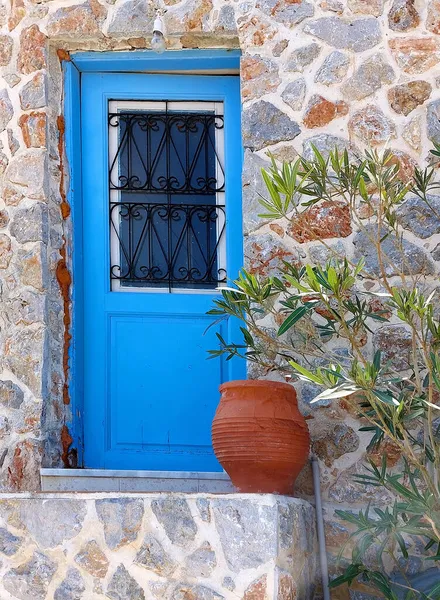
[64,51,244,470]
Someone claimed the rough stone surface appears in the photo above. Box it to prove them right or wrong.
[245,233,296,277]
[54,568,85,600]
[95,498,144,550]
[171,584,224,600]
[185,542,217,578]
[302,134,355,161]
[427,99,440,144]
[17,25,46,74]
[74,540,109,578]
[303,17,382,52]
[389,38,440,74]
[427,0,440,34]
[19,499,86,548]
[0,34,12,66]
[315,50,350,85]
[313,424,360,466]
[107,564,145,600]
[3,551,57,600]
[213,498,277,572]
[255,0,314,25]
[398,196,440,239]
[388,0,419,31]
[286,43,321,72]
[0,380,24,409]
[241,55,280,100]
[341,54,395,101]
[303,95,348,128]
[403,116,422,151]
[19,73,47,111]
[374,325,412,372]
[107,0,150,37]
[47,0,107,38]
[354,225,434,277]
[242,575,267,600]
[281,78,307,111]
[0,527,23,556]
[19,112,47,148]
[242,101,300,151]
[348,105,396,145]
[151,497,197,546]
[136,534,177,576]
[10,203,48,243]
[388,81,432,116]
[0,89,13,133]
[348,0,384,15]
[289,201,351,242]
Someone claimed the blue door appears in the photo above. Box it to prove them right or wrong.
[81,72,244,471]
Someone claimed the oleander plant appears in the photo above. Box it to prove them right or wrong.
[209,145,440,599]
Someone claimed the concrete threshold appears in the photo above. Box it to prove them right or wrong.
[40,468,235,493]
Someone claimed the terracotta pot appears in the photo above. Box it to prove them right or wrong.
[212,380,310,495]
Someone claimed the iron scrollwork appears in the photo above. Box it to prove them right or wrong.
[109,107,227,290]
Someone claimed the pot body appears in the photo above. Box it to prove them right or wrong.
[212,380,310,494]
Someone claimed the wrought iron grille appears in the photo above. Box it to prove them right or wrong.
[109,106,226,290]
[110,202,226,288]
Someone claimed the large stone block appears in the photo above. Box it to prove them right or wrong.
[242,101,300,151]
[47,0,107,39]
[4,149,47,200]
[3,550,57,600]
[303,17,382,52]
[256,0,314,25]
[151,496,197,546]
[18,499,86,548]
[341,54,395,101]
[96,498,144,550]
[107,0,151,37]
[212,498,277,571]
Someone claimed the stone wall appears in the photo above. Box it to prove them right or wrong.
[0,493,318,599]
[0,0,439,589]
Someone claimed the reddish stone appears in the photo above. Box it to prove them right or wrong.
[185,0,213,30]
[19,112,47,148]
[348,0,383,16]
[348,105,395,145]
[427,0,440,34]
[388,150,417,184]
[246,237,295,277]
[18,25,46,74]
[277,572,296,600]
[368,439,401,467]
[303,95,348,128]
[243,575,267,600]
[388,0,419,31]
[3,185,24,207]
[0,35,12,66]
[8,0,25,31]
[388,81,432,115]
[0,234,12,269]
[7,439,43,492]
[241,55,280,100]
[269,223,285,237]
[0,210,9,229]
[289,201,351,243]
[388,38,440,74]
[47,0,107,38]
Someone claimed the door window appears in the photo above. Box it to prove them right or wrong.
[109,101,226,292]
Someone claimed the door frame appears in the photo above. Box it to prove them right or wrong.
[63,50,242,467]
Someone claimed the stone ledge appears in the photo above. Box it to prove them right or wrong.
[0,492,318,599]
[40,468,235,493]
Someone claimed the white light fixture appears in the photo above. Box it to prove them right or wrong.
[151,11,166,54]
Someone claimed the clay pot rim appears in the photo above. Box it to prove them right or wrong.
[219,379,296,393]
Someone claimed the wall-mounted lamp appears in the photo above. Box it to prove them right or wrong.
[151,11,166,54]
